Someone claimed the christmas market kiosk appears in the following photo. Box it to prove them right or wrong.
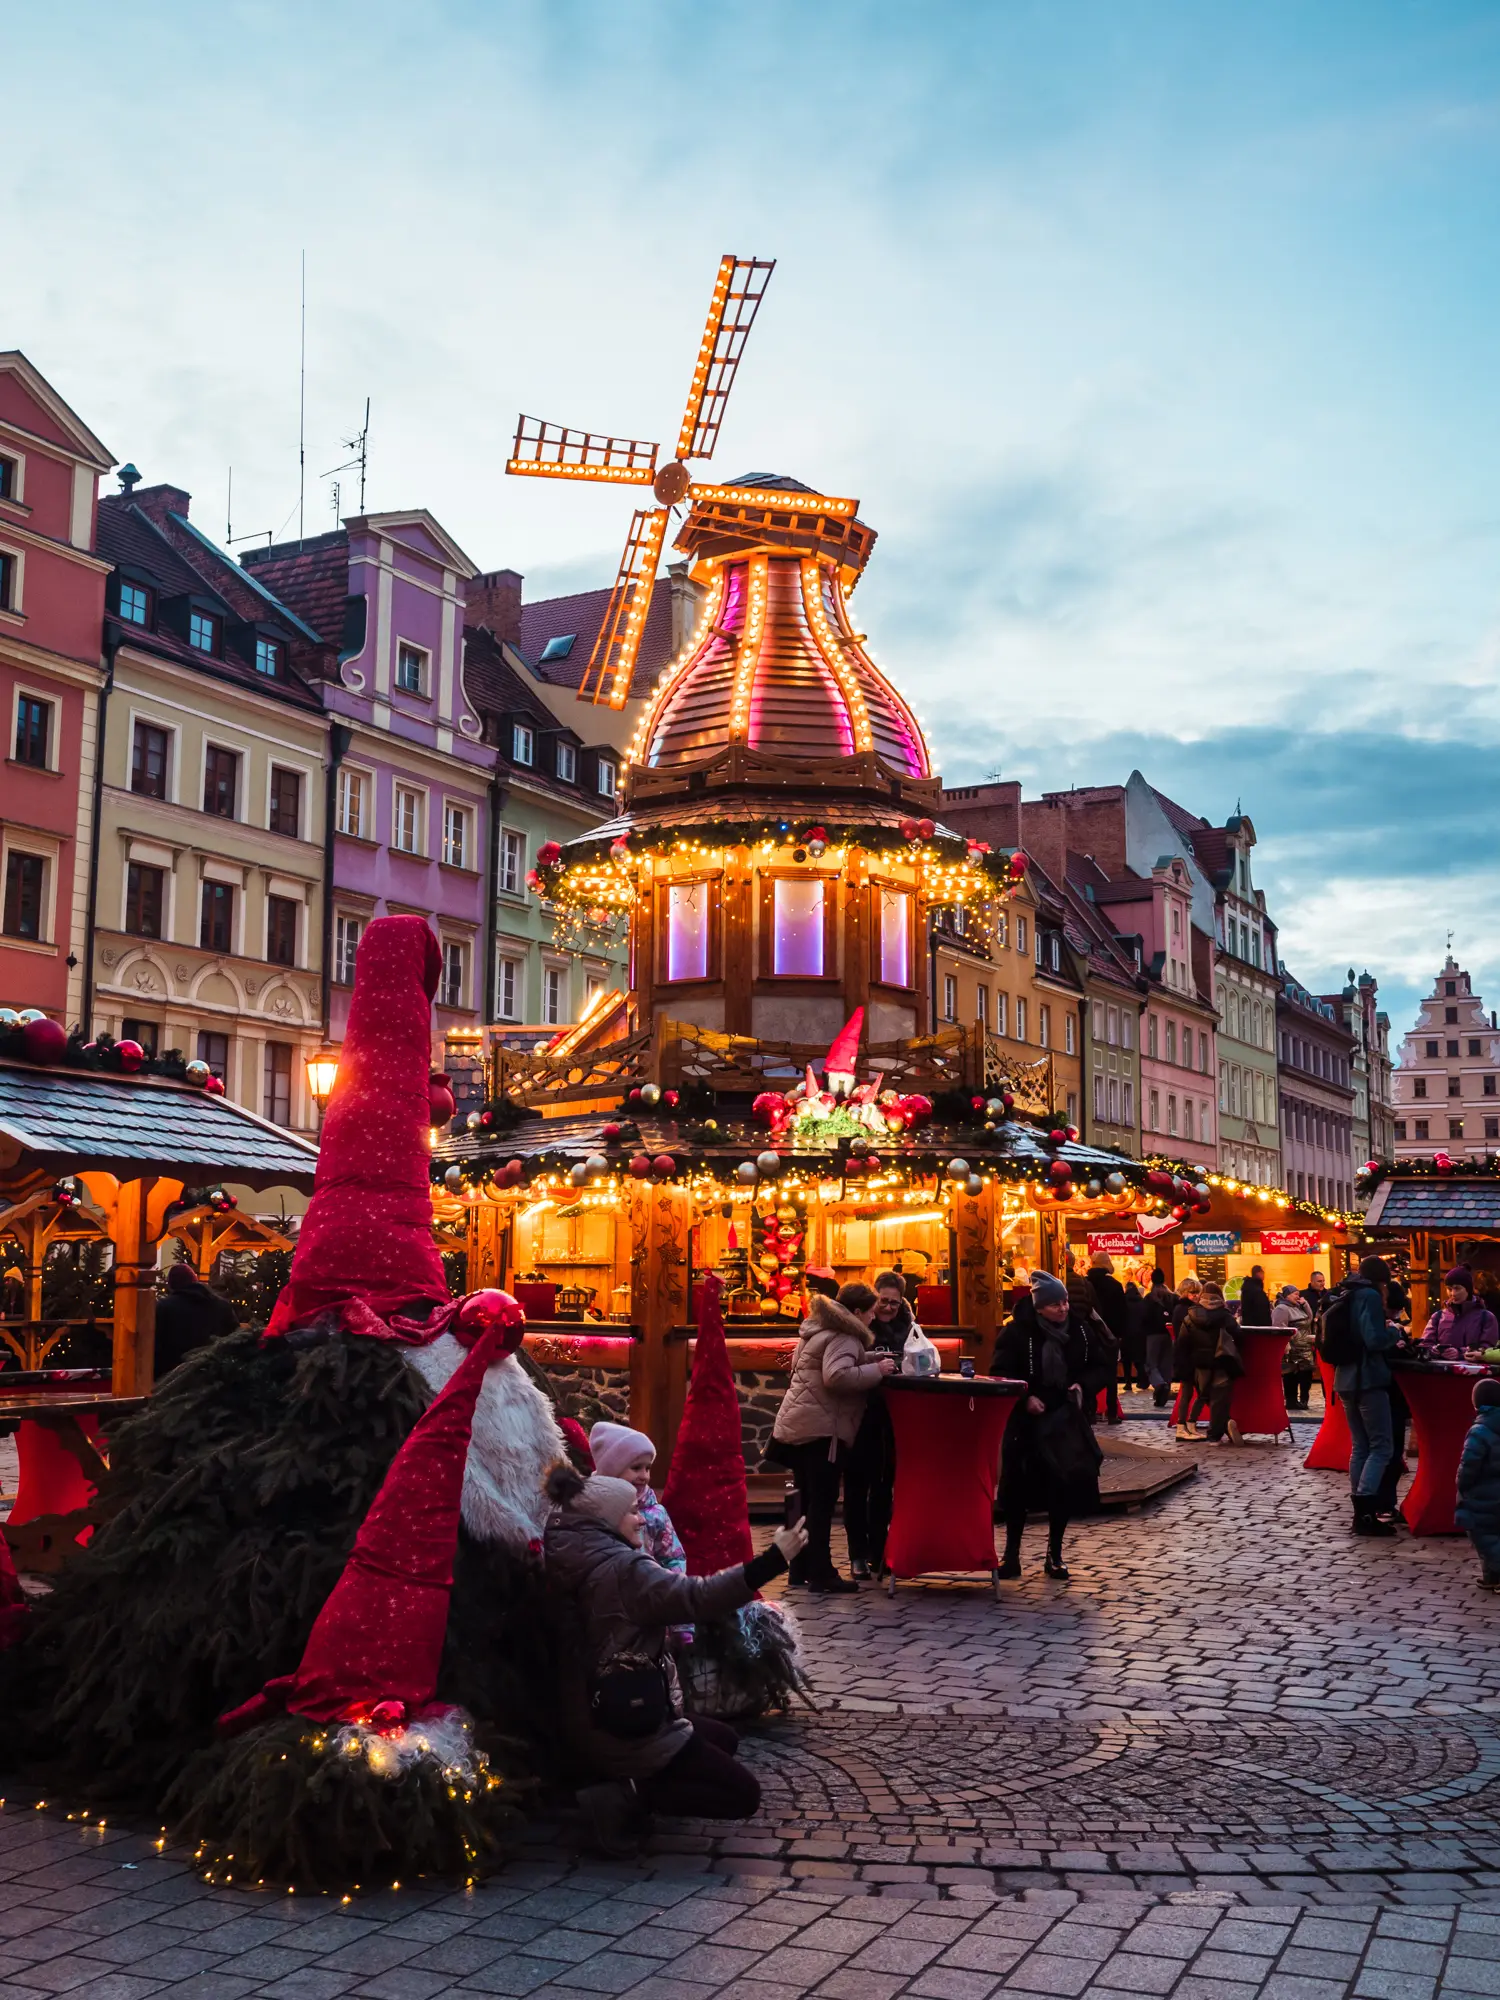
[0,1025,317,1567]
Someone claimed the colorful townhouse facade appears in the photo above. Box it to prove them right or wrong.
[1325,969,1395,1174]
[1276,973,1358,1208]
[91,479,329,1135]
[1391,956,1500,1163]
[243,516,493,1053]
[0,354,113,1025]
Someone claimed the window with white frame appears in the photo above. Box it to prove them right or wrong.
[942,973,958,1021]
[439,940,467,1009]
[1066,1090,1079,1125]
[1015,914,1027,955]
[556,741,577,782]
[512,723,534,766]
[877,887,911,986]
[975,985,988,1029]
[543,965,564,1025]
[500,828,525,895]
[336,767,367,838]
[1093,1073,1105,1119]
[396,643,428,694]
[334,913,362,986]
[442,802,471,869]
[1092,1000,1104,1043]
[393,785,423,854]
[1038,1003,1050,1048]
[1106,1005,1119,1047]
[585,972,606,1008]
[1122,1079,1134,1126]
[1121,1010,1133,1051]
[597,757,617,798]
[496,955,521,1020]
[1015,996,1027,1042]
[1183,1098,1194,1141]
[1065,1012,1076,1055]
[994,991,1007,1037]
[1108,1075,1120,1123]
[1148,1088,1159,1130]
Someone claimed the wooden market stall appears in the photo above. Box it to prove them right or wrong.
[0,1057,317,1567]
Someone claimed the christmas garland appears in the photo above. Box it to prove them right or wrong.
[1357,1152,1500,1199]
[0,1016,223,1092]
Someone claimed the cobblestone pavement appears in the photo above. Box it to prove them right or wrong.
[5,1419,1500,1999]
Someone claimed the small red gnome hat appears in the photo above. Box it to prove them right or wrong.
[824,1007,864,1098]
[266,915,449,1339]
[661,1273,753,1575]
[218,1298,523,1735]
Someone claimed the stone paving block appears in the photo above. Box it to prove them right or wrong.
[450,1958,575,1996]
[816,1973,907,1999]
[533,1956,666,1995]
[1003,1953,1100,1995]
[737,1944,848,1985]
[1354,1971,1439,2000]
[244,1972,363,1999]
[1192,1955,1279,1984]
[1260,1975,1353,2000]
[1038,1926,1129,1960]
[1093,1952,1184,1993]
[1173,1979,1264,2000]
[1443,1963,1500,1997]
[1454,1937,1500,1962]
[908,1970,1006,2000]
[1379,1921,1454,1946]
[1367,1941,1450,1974]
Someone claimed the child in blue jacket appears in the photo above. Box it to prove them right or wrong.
[1456,1378,1500,1586]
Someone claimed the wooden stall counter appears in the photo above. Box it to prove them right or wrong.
[882,1373,1025,1595]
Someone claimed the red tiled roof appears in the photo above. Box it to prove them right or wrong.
[1150,786,1232,883]
[462,624,566,730]
[240,531,350,648]
[519,580,674,701]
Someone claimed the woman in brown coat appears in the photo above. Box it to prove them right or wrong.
[772,1282,894,1592]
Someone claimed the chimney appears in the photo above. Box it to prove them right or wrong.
[466,568,523,648]
[129,483,192,528]
[668,561,703,655]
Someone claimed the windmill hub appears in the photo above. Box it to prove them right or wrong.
[653,459,693,506]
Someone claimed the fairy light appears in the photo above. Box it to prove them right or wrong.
[691,480,857,518]
[728,553,768,742]
[802,557,873,753]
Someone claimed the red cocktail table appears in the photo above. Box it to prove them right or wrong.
[1304,1356,1351,1471]
[1228,1328,1292,1439]
[1397,1362,1484,1536]
[883,1374,1023,1595]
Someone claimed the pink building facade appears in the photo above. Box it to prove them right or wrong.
[0,353,113,1024]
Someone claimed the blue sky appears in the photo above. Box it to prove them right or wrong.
[8,0,1500,1036]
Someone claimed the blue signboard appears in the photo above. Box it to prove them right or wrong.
[1183,1230,1240,1254]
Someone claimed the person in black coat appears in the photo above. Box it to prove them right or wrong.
[1085,1252,1129,1412]
[994,1274,1099,1581]
[1177,1282,1242,1443]
[1238,1266,1272,1327]
[1142,1269,1176,1407]
[843,1270,907,1579]
[154,1262,238,1376]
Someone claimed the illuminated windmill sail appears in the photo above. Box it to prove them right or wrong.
[506,254,854,710]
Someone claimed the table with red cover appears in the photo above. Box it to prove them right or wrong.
[1396,1361,1485,1536]
[1304,1356,1351,1472]
[883,1373,1024,1591]
[1228,1328,1292,1438]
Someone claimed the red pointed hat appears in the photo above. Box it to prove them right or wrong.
[218,1300,523,1734]
[661,1274,753,1576]
[825,1007,864,1079]
[266,915,449,1339]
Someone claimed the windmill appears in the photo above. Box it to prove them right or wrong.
[506,254,860,709]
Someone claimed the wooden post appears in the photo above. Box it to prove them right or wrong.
[954,1180,998,1369]
[724,846,753,1036]
[466,1199,506,1292]
[627,1179,692,1471]
[79,1172,182,1399]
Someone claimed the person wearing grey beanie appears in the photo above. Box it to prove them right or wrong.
[1031,1272,1069,1311]
[994,1274,1099,1580]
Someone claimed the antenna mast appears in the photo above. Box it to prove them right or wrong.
[321,398,371,524]
[298,250,307,547]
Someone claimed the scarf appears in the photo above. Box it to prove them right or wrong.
[1037,1316,1071,1393]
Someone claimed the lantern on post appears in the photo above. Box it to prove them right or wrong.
[305,1046,342,1113]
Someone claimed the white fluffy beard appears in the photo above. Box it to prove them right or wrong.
[402,1335,565,1553]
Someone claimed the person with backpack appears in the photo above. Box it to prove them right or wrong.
[1324,1255,1403,1536]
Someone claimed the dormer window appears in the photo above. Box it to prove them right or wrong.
[512,724,534,766]
[189,609,219,654]
[556,741,577,782]
[119,580,150,625]
[396,643,427,694]
[254,637,282,677]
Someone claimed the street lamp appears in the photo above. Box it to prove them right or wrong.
[305,1046,341,1113]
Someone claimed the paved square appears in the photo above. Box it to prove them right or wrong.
[5,1420,1500,1997]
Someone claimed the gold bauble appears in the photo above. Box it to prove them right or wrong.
[758,1295,782,1318]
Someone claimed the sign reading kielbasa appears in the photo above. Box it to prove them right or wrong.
[1086,1232,1144,1257]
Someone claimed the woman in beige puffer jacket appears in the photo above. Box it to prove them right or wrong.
[772,1284,894,1592]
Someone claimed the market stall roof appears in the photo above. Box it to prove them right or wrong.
[0,1062,320,1190]
[1365,1175,1500,1234]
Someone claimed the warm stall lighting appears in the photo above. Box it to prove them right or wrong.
[305,1047,341,1110]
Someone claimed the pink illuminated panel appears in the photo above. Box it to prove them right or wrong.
[773,877,826,976]
[878,887,911,986]
[665,881,712,981]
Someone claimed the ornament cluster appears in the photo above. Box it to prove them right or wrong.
[0,1011,224,1090]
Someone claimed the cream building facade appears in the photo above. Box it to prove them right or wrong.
[90,482,329,1140]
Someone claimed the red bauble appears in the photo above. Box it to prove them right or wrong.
[901,1092,933,1126]
[917,817,935,839]
[752,1091,784,1124]
[662,1089,679,1109]
[501,1159,525,1186]
[536,841,563,868]
[629,1153,652,1178]
[1144,1168,1175,1194]
[601,1122,622,1143]
[112,1034,145,1072]
[1048,1158,1072,1183]
[865,1151,881,1169]
[427,1072,457,1124]
[1009,851,1028,876]
[1067,1125,1079,1142]
[1052,1184,1073,1204]
[203,1075,225,1095]
[651,1154,676,1179]
[1171,1204,1188,1221]
[898,816,921,841]
[1049,1127,1067,1147]
[970,1095,985,1111]
[21,1017,69,1065]
[628,1087,643,1105]
[454,1287,526,1357]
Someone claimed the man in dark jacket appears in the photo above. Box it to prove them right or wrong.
[1142,1269,1176,1407]
[1084,1252,1126,1421]
[1238,1266,1272,1327]
[154,1263,238,1375]
[994,1275,1097,1580]
[1333,1256,1403,1536]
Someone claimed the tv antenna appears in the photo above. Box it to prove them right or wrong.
[298,250,307,547]
[322,398,371,521]
[224,467,272,548]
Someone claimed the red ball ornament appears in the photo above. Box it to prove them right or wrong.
[19,1016,69,1065]
[601,1122,622,1143]
[902,1093,933,1126]
[427,1072,457,1124]
[752,1090,784,1125]
[1171,1204,1189,1222]
[203,1075,225,1095]
[971,1095,985,1111]
[536,841,563,868]
[501,1159,525,1186]
[1048,1127,1067,1147]
[865,1151,882,1169]
[479,1110,493,1126]
[1008,851,1028,876]
[917,817,936,840]
[628,1087,643,1105]
[524,869,542,892]
[454,1287,527,1357]
[1052,1183,1074,1204]
[898,816,921,841]
[1145,1168,1175,1194]
[629,1153,652,1178]
[609,836,630,859]
[662,1089,679,1109]
[1048,1158,1072,1183]
[112,1034,145,1073]
[651,1154,676,1179]
[1066,1125,1079,1142]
